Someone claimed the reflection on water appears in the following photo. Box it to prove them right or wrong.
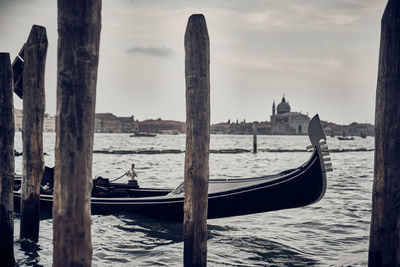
[17,240,42,266]
[209,235,318,266]
[13,134,373,266]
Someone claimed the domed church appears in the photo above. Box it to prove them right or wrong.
[276,96,291,114]
[270,96,310,134]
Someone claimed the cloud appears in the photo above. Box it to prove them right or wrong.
[220,53,344,74]
[126,46,176,58]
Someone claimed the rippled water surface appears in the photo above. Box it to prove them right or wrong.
[13,133,374,266]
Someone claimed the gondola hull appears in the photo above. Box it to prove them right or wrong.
[13,149,326,221]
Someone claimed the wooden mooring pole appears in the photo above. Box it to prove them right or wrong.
[20,25,48,242]
[253,123,257,153]
[0,53,15,266]
[369,1,400,266]
[183,14,210,267]
[53,1,101,266]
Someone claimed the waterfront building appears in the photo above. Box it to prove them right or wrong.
[95,113,119,132]
[44,114,55,132]
[95,114,185,134]
[14,108,55,132]
[270,96,310,135]
[137,119,185,134]
[94,113,135,133]
[14,108,23,131]
[118,116,135,133]
[211,122,231,134]
[322,121,374,137]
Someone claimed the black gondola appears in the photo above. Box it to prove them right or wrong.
[13,115,332,221]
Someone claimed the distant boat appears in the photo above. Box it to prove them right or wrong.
[13,115,332,221]
[337,136,354,141]
[159,130,179,135]
[130,133,156,137]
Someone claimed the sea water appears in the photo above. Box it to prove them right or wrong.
[13,133,373,266]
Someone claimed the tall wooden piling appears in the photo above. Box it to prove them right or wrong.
[53,1,101,266]
[0,53,15,266]
[369,1,400,266]
[183,14,210,267]
[20,25,48,242]
[253,123,257,153]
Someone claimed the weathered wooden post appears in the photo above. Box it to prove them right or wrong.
[0,53,15,266]
[53,1,101,266]
[183,14,210,267]
[369,1,400,266]
[20,25,48,242]
[253,123,257,153]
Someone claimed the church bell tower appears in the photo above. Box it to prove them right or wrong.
[272,101,276,115]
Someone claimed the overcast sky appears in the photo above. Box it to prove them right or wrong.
[0,0,386,124]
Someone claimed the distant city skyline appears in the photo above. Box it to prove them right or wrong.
[0,0,385,124]
[13,107,373,137]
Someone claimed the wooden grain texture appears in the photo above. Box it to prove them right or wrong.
[0,53,15,266]
[53,1,101,266]
[369,1,400,266]
[20,25,47,242]
[183,14,210,267]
